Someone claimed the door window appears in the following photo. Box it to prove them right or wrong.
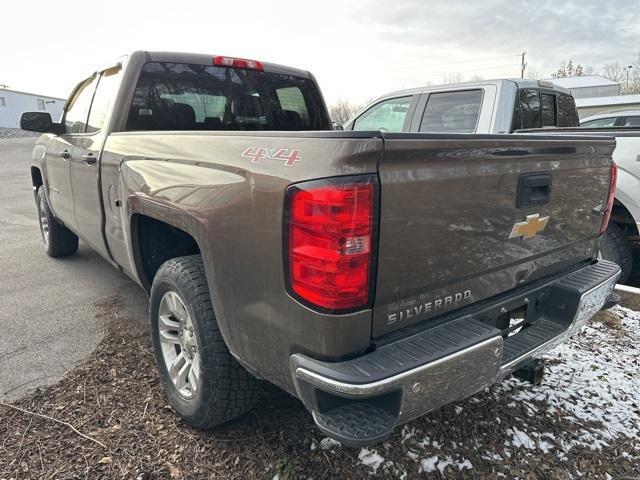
[580,117,616,128]
[64,77,98,134]
[420,90,483,133]
[352,97,411,132]
[87,66,123,133]
[623,116,640,127]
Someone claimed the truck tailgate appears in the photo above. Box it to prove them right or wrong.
[373,133,616,337]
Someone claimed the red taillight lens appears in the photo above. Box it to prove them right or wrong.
[599,162,618,236]
[286,177,377,312]
[213,56,264,71]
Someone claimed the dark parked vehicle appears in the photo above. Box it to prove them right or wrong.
[21,51,619,446]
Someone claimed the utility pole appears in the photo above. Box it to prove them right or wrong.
[520,52,527,79]
[626,65,633,92]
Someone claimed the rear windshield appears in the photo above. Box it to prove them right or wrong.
[126,62,330,131]
[419,89,483,133]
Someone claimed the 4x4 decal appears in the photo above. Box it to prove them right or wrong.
[241,147,302,167]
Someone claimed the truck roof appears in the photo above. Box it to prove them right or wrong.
[372,78,571,102]
[120,50,313,80]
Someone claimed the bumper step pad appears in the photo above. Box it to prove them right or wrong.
[313,402,396,447]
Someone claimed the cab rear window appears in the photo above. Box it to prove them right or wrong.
[511,90,579,131]
[126,62,330,131]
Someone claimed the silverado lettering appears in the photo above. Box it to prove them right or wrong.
[386,290,473,325]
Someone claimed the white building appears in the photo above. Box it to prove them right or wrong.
[575,94,640,119]
[546,75,621,100]
[0,88,65,128]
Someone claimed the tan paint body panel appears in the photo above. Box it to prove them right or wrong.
[100,132,382,391]
[373,136,615,336]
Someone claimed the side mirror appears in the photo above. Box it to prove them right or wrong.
[332,122,344,131]
[20,112,61,134]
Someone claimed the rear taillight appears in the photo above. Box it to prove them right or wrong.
[599,162,618,236]
[285,176,377,312]
[213,56,264,71]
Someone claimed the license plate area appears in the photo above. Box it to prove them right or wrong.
[475,286,551,338]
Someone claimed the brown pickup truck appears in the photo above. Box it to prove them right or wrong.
[20,51,620,447]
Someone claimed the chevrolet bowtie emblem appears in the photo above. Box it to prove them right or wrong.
[509,214,549,240]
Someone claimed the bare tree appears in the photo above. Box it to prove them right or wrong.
[624,51,640,94]
[602,62,624,83]
[443,72,464,84]
[328,98,362,124]
[550,60,585,78]
[526,69,543,80]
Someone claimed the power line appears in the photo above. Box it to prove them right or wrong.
[392,62,523,82]
[383,53,523,71]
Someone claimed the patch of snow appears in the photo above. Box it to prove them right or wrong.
[502,306,640,451]
[400,425,416,444]
[420,456,439,473]
[319,437,341,450]
[509,427,536,449]
[358,448,385,473]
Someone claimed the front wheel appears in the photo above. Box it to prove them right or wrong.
[36,187,78,257]
[149,255,260,428]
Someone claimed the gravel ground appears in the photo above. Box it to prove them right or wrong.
[0,128,40,139]
[0,297,638,479]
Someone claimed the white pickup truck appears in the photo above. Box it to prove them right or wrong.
[520,126,640,283]
[342,78,579,134]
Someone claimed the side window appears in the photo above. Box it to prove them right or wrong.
[37,99,46,111]
[420,90,483,133]
[557,94,579,127]
[580,117,616,128]
[0,97,5,107]
[353,97,411,132]
[520,89,541,129]
[64,77,98,134]
[541,93,556,126]
[86,66,123,133]
[623,116,640,127]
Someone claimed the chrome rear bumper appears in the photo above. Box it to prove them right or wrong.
[291,260,620,446]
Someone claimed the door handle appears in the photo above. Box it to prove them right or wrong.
[57,150,71,160]
[81,154,97,165]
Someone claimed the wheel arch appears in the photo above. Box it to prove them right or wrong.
[31,166,43,190]
[130,211,204,292]
[613,168,640,236]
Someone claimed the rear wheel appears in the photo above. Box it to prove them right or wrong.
[149,255,260,428]
[36,187,78,257]
[599,223,633,284]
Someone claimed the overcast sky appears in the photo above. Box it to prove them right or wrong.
[1,0,639,105]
